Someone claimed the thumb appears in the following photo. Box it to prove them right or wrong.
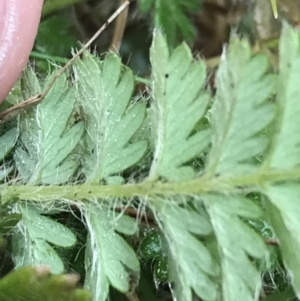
[0,0,44,103]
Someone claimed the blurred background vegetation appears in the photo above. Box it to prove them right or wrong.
[32,0,300,77]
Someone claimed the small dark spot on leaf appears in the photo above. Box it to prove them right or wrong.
[165,74,169,78]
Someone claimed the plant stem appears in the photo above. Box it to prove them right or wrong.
[2,167,300,204]
[30,51,68,64]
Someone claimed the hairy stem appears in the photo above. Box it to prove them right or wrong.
[2,167,300,203]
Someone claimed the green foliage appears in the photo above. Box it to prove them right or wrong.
[206,40,275,175]
[12,205,76,274]
[139,230,168,282]
[72,51,147,299]
[0,211,21,236]
[0,266,90,301]
[149,28,210,181]
[74,52,147,183]
[33,14,78,70]
[0,207,21,249]
[0,127,18,180]
[0,127,18,162]
[262,26,300,297]
[140,0,200,48]
[42,0,86,16]
[153,202,217,301]
[35,15,78,56]
[84,205,139,301]
[16,68,84,184]
[4,20,300,301]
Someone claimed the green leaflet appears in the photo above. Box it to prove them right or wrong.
[12,205,76,274]
[265,24,300,169]
[265,184,300,299]
[0,127,18,180]
[74,52,147,183]
[0,266,90,301]
[206,38,276,176]
[263,24,300,298]
[140,0,200,47]
[0,127,18,161]
[84,204,139,301]
[0,211,21,236]
[139,0,155,13]
[139,230,163,259]
[15,68,84,185]
[204,195,267,301]
[262,286,295,301]
[149,29,210,181]
[152,202,217,301]
[138,230,168,282]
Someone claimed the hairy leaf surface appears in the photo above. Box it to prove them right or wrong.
[152,202,217,301]
[149,29,210,181]
[204,195,267,301]
[84,204,139,301]
[206,39,276,176]
[15,68,84,184]
[12,205,76,274]
[74,52,146,300]
[266,184,300,298]
[263,25,300,298]
[265,25,300,169]
[74,52,147,183]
